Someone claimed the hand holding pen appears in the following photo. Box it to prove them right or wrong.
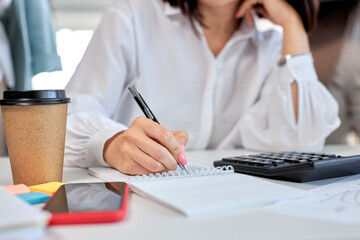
[102,86,189,175]
[128,85,189,172]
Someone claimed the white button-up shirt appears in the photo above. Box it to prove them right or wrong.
[65,0,340,168]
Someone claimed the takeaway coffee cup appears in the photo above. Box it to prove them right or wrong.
[0,90,70,185]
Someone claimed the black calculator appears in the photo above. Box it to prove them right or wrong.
[213,152,360,182]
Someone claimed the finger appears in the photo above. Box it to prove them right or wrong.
[130,144,168,173]
[236,0,262,18]
[172,131,189,146]
[121,120,178,170]
[112,153,153,176]
[126,157,153,176]
[142,120,186,166]
[245,10,254,26]
[136,135,178,171]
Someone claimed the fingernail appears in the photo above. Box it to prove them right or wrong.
[178,153,187,165]
[180,144,185,152]
[235,12,240,19]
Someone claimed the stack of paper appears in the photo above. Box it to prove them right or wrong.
[266,174,360,225]
[0,187,49,240]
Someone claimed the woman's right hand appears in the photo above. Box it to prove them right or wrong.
[103,117,189,175]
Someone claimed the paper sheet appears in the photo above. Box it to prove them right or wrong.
[0,187,49,239]
[266,174,360,225]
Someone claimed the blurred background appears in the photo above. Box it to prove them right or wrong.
[0,0,359,156]
[32,0,116,90]
[33,0,360,91]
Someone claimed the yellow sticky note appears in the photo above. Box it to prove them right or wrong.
[3,184,31,195]
[29,182,65,195]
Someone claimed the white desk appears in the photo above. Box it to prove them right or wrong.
[1,145,360,240]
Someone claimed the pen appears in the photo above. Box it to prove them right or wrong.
[128,85,189,173]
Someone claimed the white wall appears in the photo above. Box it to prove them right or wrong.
[50,0,116,30]
[33,0,116,89]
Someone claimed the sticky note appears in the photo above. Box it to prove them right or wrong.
[17,192,51,205]
[29,182,65,195]
[3,184,31,195]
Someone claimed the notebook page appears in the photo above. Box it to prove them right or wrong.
[130,173,310,217]
[89,167,310,217]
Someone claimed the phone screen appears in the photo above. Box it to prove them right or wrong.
[44,182,126,213]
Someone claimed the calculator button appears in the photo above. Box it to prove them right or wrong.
[284,159,307,163]
[226,158,256,165]
[235,156,253,160]
[253,161,273,167]
[271,160,285,166]
[252,157,269,162]
[321,154,336,158]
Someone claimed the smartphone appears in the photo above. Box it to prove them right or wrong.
[43,182,129,225]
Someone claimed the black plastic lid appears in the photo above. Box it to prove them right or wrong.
[0,90,71,106]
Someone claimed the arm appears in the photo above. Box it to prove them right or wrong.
[239,50,340,151]
[65,1,137,168]
[65,1,188,175]
[235,0,340,151]
[236,0,311,123]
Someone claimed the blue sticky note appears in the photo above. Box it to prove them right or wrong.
[17,192,51,204]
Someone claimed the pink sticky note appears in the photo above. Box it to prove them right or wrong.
[3,184,31,195]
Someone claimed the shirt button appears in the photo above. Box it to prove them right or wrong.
[217,64,223,70]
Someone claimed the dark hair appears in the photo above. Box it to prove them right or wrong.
[163,0,319,32]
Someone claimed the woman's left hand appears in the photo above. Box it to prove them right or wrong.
[236,0,302,30]
[236,0,310,55]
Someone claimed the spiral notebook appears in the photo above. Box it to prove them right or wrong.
[89,166,309,217]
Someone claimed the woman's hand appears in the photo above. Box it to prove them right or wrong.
[236,0,310,55]
[236,0,300,28]
[103,117,189,175]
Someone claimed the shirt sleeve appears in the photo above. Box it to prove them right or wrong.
[64,0,136,168]
[239,53,341,152]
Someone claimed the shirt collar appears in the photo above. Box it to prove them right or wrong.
[233,18,255,41]
[232,14,276,43]
[163,3,267,42]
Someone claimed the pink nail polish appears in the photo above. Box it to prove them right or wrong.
[180,144,185,152]
[178,153,187,165]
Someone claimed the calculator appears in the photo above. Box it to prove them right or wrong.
[213,152,360,182]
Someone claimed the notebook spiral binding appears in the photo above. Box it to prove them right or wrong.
[129,165,234,183]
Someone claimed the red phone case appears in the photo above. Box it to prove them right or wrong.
[45,183,129,225]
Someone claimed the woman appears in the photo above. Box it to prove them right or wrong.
[65,0,340,175]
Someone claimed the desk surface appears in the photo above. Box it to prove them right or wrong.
[1,145,360,240]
